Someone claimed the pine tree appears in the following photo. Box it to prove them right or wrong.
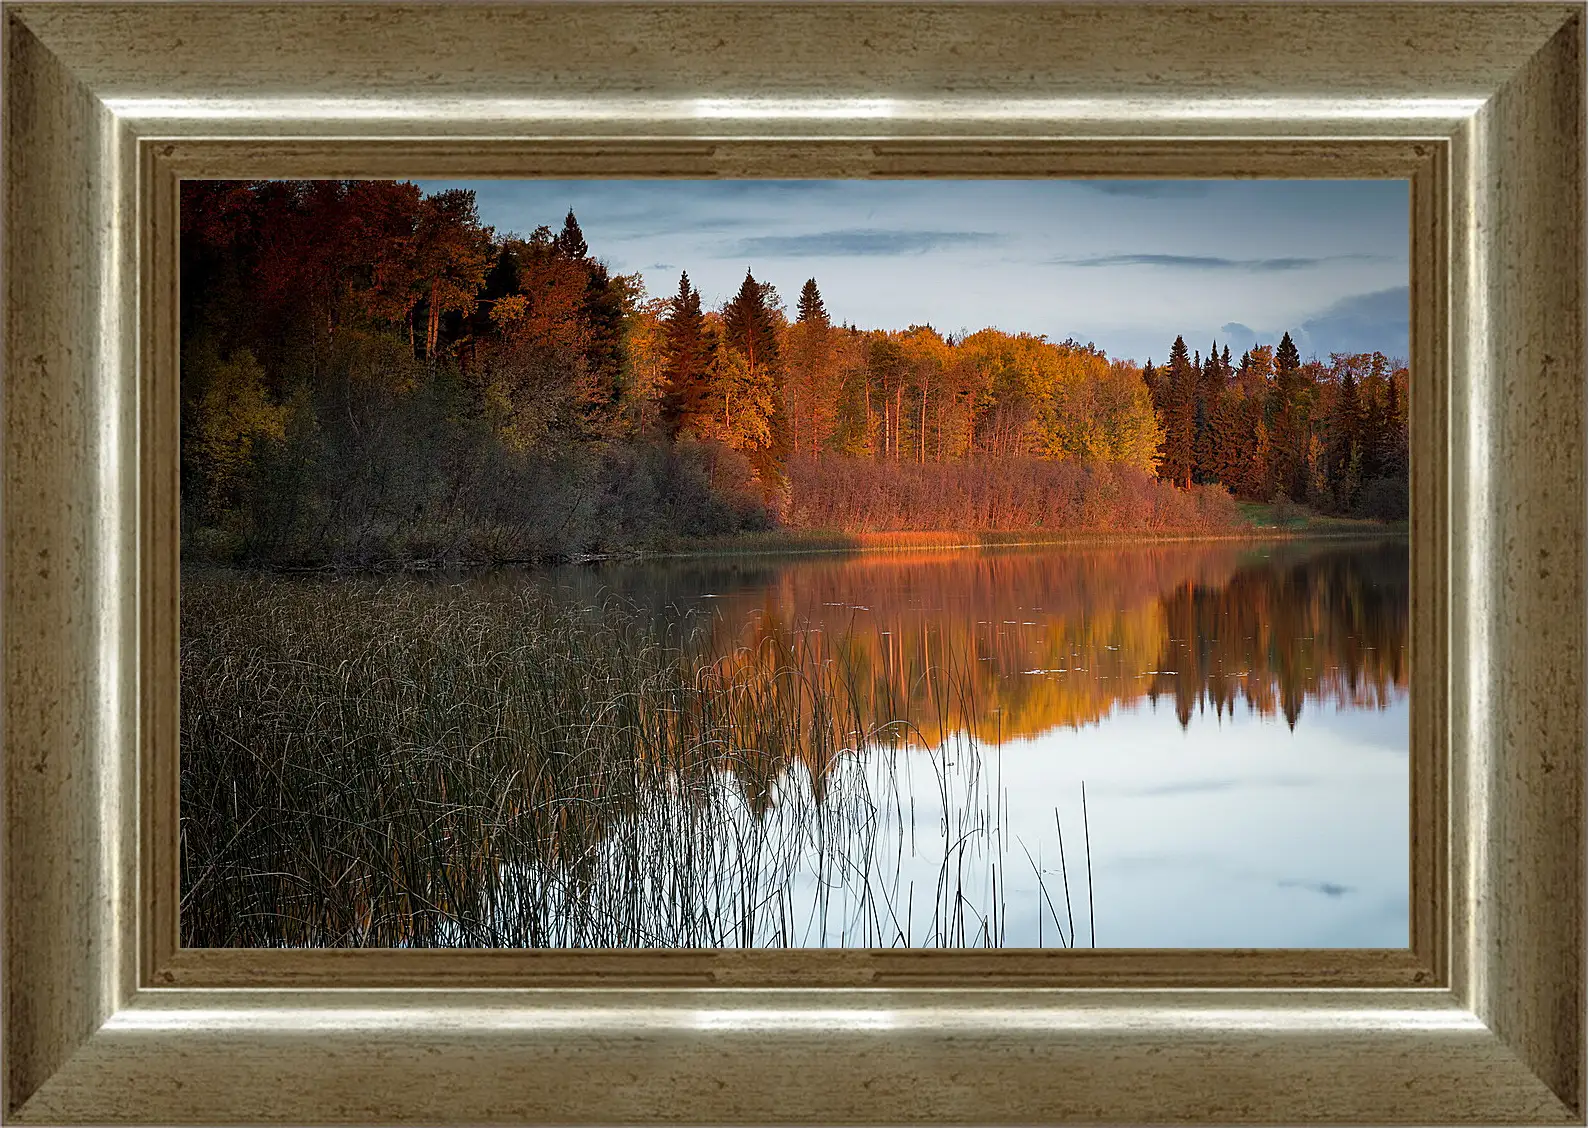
[660,271,709,438]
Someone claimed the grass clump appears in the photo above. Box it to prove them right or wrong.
[181,569,1089,949]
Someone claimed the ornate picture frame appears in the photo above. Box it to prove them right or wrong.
[4,3,1583,1122]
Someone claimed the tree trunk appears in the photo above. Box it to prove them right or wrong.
[426,284,441,359]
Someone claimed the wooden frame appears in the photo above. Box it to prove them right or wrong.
[3,2,1582,1123]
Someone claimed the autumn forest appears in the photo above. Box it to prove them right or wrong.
[181,180,1409,567]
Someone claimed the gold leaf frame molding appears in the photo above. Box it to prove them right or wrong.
[3,3,1583,1124]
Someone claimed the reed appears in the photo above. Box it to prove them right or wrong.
[181,568,1092,948]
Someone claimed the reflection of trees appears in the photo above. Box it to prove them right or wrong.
[1146,540,1407,729]
[558,539,1409,747]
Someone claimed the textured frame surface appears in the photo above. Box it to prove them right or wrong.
[3,3,1584,1124]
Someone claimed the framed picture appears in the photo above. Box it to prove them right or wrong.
[4,2,1582,1124]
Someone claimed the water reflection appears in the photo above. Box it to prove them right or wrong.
[521,537,1410,948]
[535,538,1409,745]
[181,538,1410,948]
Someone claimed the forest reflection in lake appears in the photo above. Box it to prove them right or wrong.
[524,537,1410,947]
[181,538,1408,948]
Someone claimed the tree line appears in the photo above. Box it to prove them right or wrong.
[180,180,1406,566]
[1143,333,1409,519]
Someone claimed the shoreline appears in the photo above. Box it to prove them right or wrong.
[187,521,1409,576]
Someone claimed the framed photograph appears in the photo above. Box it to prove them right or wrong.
[4,2,1583,1124]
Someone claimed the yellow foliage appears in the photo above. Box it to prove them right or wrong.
[195,350,288,502]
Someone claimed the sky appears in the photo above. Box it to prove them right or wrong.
[414,179,1410,368]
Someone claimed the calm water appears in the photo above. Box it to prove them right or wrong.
[525,538,1410,948]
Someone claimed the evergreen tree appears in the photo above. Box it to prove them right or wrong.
[1142,358,1163,416]
[554,209,588,259]
[723,270,782,372]
[1209,388,1248,490]
[1276,331,1300,377]
[1327,361,1361,508]
[1193,341,1226,482]
[659,271,709,438]
[1271,331,1307,501]
[786,278,838,456]
[797,277,829,327]
[579,260,628,429]
[1359,357,1388,480]
[719,271,789,489]
[1158,336,1197,488]
[1382,360,1409,477]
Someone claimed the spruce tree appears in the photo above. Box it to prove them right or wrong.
[720,270,789,489]
[1142,359,1162,416]
[797,277,829,327]
[1327,362,1361,509]
[1271,331,1307,500]
[1160,335,1197,488]
[723,270,781,372]
[787,278,835,456]
[554,209,588,259]
[580,260,628,428]
[1276,330,1300,377]
[660,271,708,438]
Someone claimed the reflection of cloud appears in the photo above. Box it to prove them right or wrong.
[1279,878,1354,897]
[1075,181,1211,199]
[728,229,1001,257]
[1129,779,1244,797]
[1127,775,1315,798]
[1057,253,1382,271]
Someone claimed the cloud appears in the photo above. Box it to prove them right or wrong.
[1297,286,1409,359]
[1279,879,1354,898]
[1212,287,1410,361]
[1056,253,1383,272]
[727,228,1001,257]
[1075,181,1211,199]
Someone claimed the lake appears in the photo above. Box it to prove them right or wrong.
[521,537,1410,948]
[180,536,1408,949]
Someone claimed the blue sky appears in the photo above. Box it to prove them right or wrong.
[414,179,1409,367]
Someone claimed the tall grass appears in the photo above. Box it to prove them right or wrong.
[181,569,1093,948]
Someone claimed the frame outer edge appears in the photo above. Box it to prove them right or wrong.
[1452,9,1588,1117]
[2,13,137,1119]
[0,1,1584,1124]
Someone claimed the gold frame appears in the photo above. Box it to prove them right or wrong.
[3,2,1583,1123]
